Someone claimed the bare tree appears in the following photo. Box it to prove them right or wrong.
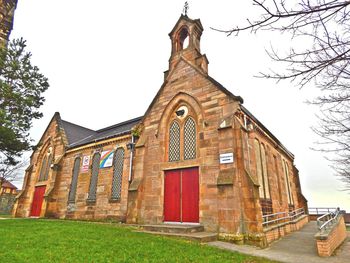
[213,0,350,190]
[0,157,27,189]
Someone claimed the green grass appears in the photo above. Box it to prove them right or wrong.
[0,219,276,263]
[346,226,350,231]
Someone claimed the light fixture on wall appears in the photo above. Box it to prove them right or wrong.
[127,142,135,150]
[176,109,185,116]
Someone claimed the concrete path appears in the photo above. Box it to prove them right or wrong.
[208,222,350,263]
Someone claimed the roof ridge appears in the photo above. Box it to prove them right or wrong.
[96,116,143,133]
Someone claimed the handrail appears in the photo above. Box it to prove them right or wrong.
[309,207,337,215]
[317,207,341,232]
[262,208,305,227]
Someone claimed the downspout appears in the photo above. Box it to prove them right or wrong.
[128,134,135,182]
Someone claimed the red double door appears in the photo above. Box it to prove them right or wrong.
[164,167,199,223]
[30,186,46,217]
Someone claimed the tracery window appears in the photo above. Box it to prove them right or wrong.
[43,154,52,181]
[87,152,101,202]
[168,114,197,162]
[68,157,81,203]
[111,148,125,200]
[38,155,47,182]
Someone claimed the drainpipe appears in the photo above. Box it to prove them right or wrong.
[128,135,135,182]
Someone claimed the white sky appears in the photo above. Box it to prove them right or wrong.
[10,0,350,211]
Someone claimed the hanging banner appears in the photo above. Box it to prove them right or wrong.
[100,150,114,168]
[81,155,91,172]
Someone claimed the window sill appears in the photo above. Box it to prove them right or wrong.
[86,199,96,205]
[109,198,121,203]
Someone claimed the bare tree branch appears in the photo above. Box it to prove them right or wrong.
[213,0,350,190]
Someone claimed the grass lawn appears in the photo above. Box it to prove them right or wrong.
[0,219,277,263]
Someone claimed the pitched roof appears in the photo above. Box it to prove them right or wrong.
[61,120,96,146]
[1,178,17,189]
[66,116,142,149]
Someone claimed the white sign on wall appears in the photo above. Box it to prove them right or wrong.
[220,153,234,164]
[81,155,91,172]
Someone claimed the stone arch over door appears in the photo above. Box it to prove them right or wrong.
[157,92,204,223]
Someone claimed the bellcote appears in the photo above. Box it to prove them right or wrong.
[167,15,209,75]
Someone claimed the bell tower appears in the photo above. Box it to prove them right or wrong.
[0,0,18,47]
[168,14,209,75]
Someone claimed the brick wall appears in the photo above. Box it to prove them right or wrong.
[264,215,309,245]
[315,215,347,257]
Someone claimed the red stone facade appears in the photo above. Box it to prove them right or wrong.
[14,15,308,245]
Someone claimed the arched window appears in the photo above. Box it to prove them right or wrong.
[254,140,264,197]
[87,152,101,202]
[68,157,81,203]
[111,148,125,200]
[43,154,52,181]
[38,156,47,182]
[254,140,270,199]
[184,117,196,160]
[282,160,294,206]
[169,121,180,162]
[260,145,270,199]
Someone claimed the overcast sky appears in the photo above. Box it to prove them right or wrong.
[10,1,349,211]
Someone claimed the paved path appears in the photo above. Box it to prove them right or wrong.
[209,221,350,263]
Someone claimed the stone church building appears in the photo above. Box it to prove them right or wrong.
[14,15,308,245]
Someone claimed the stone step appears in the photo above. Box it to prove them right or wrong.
[140,224,204,234]
[137,230,217,243]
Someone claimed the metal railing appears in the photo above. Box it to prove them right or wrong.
[309,207,337,215]
[317,207,341,232]
[262,208,305,227]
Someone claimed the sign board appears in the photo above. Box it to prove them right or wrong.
[100,150,114,168]
[220,153,234,164]
[81,155,90,172]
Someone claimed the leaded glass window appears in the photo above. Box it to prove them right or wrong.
[38,156,47,182]
[169,121,180,162]
[111,148,125,200]
[43,154,52,181]
[184,117,196,160]
[68,157,81,203]
[87,152,100,201]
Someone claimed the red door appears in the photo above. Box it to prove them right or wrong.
[30,186,46,217]
[164,167,199,223]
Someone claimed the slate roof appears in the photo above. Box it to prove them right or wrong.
[64,116,142,149]
[61,120,96,146]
